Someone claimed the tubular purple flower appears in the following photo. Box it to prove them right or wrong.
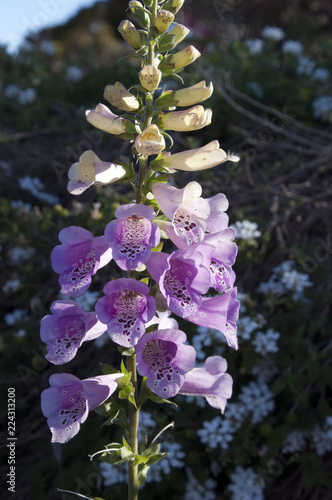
[104,204,160,271]
[190,288,240,349]
[41,373,121,443]
[51,226,112,297]
[179,356,233,412]
[40,300,106,364]
[95,278,156,347]
[146,247,212,319]
[135,329,196,398]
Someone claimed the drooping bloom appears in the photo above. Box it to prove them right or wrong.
[134,124,166,157]
[105,204,160,271]
[85,103,126,135]
[160,140,239,172]
[153,9,174,34]
[40,300,106,364]
[135,329,196,398]
[41,373,121,443]
[146,247,211,319]
[159,45,201,72]
[156,81,213,108]
[51,226,112,297]
[139,65,162,91]
[152,181,229,245]
[118,20,145,50]
[179,356,233,412]
[104,82,140,112]
[189,288,240,349]
[95,278,156,347]
[67,150,126,195]
[160,105,212,132]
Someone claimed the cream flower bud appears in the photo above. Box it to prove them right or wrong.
[85,103,126,135]
[163,0,185,14]
[159,45,201,72]
[160,105,212,132]
[168,23,190,44]
[134,124,166,156]
[157,81,213,108]
[161,140,240,171]
[153,10,174,34]
[118,20,145,49]
[104,82,140,112]
[139,65,162,91]
[68,150,126,195]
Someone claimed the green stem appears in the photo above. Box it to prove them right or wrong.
[128,353,139,500]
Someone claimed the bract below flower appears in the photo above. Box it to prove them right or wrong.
[161,140,239,171]
[68,150,126,195]
[85,103,126,135]
[105,204,161,271]
[95,278,156,347]
[40,300,106,364]
[160,105,212,132]
[146,247,211,319]
[179,356,233,412]
[135,329,196,398]
[51,226,112,297]
[134,124,166,157]
[190,288,240,349]
[41,373,121,443]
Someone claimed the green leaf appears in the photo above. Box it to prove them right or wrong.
[138,378,177,408]
[118,346,136,357]
[138,464,150,487]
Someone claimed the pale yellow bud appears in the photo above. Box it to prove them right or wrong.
[104,82,140,112]
[160,105,212,132]
[139,65,162,91]
[159,45,201,72]
[134,124,166,156]
[168,23,190,44]
[161,141,240,171]
[157,81,213,108]
[163,0,185,14]
[118,20,144,49]
[153,10,174,34]
[85,103,126,135]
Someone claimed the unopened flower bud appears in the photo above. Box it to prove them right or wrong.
[160,105,212,132]
[104,82,140,112]
[159,45,201,72]
[139,65,162,91]
[85,103,126,135]
[135,124,166,156]
[118,20,145,49]
[168,23,190,44]
[163,0,185,14]
[129,1,151,29]
[153,10,174,34]
[157,81,213,108]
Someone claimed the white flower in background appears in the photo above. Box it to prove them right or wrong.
[312,68,330,82]
[313,95,332,121]
[145,441,185,482]
[252,359,278,384]
[296,56,315,75]
[18,176,60,205]
[137,410,157,442]
[40,40,55,56]
[100,461,127,486]
[238,381,275,424]
[282,40,303,55]
[4,84,20,98]
[312,416,332,456]
[198,416,235,450]
[66,66,84,82]
[74,291,99,310]
[261,26,285,41]
[10,200,33,213]
[247,81,263,98]
[245,39,264,55]
[228,466,265,500]
[184,469,217,500]
[253,328,280,355]
[237,315,266,341]
[2,279,20,293]
[4,309,29,326]
[192,325,228,360]
[9,246,36,265]
[282,430,306,454]
[18,88,36,105]
[257,260,313,300]
[232,220,261,240]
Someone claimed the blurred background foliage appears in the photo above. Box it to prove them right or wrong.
[0,0,331,499]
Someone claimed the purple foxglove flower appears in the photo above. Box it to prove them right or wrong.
[51,226,112,297]
[41,373,121,443]
[152,181,229,246]
[40,300,106,364]
[135,329,196,398]
[190,288,240,349]
[179,356,233,412]
[105,204,161,271]
[95,278,156,347]
[145,309,179,330]
[146,247,211,319]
